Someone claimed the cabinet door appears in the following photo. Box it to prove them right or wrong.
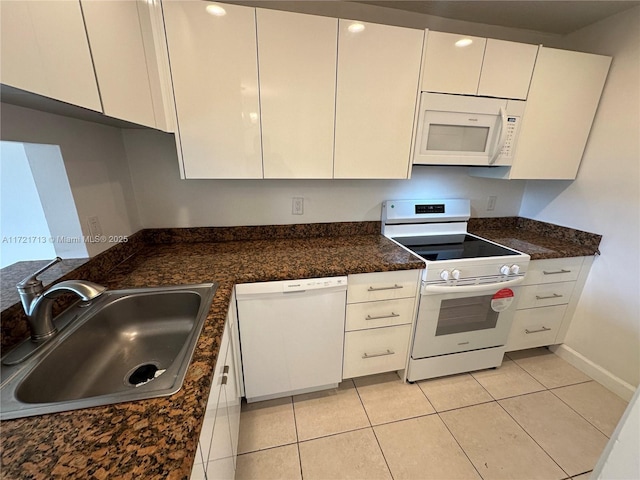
[257,9,337,178]
[137,0,177,132]
[478,39,538,100]
[205,387,235,480]
[0,1,46,98]
[163,1,263,179]
[510,47,611,179]
[225,295,241,467]
[81,0,156,128]
[199,325,229,466]
[421,31,486,96]
[334,20,424,179]
[0,0,101,111]
[198,322,234,479]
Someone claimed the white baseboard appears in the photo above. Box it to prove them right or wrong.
[549,344,636,401]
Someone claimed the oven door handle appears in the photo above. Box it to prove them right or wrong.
[423,276,524,294]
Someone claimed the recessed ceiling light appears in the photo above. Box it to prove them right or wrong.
[348,23,365,33]
[205,4,226,16]
[455,38,473,47]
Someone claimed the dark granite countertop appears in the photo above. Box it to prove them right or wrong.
[0,218,601,479]
[0,225,424,480]
[468,217,601,260]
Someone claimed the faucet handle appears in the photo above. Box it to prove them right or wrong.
[17,257,63,291]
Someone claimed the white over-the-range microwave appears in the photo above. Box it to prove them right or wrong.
[413,92,526,166]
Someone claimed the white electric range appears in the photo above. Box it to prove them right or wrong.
[382,199,530,381]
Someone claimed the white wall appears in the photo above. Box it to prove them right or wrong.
[23,142,89,260]
[520,7,640,388]
[0,141,56,267]
[0,103,141,256]
[122,128,526,228]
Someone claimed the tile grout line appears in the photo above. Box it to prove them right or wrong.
[502,355,550,390]
[290,395,305,480]
[468,368,508,402]
[495,399,571,479]
[548,382,613,438]
[412,357,598,479]
[407,374,485,479]
[352,378,396,480]
[505,353,614,439]
[413,376,438,413]
[436,408,487,480]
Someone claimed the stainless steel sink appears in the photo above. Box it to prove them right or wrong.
[1,283,217,420]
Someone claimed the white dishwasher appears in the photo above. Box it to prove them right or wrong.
[236,276,347,403]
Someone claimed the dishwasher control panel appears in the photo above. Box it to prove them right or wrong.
[283,276,348,292]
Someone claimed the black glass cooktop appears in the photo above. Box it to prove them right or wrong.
[393,234,520,261]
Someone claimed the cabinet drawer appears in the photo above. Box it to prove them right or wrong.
[347,270,419,303]
[343,325,411,379]
[517,282,576,309]
[506,305,566,351]
[346,298,415,331]
[523,257,584,285]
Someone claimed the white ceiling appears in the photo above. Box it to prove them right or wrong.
[355,1,640,35]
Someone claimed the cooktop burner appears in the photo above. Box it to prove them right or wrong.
[393,234,521,261]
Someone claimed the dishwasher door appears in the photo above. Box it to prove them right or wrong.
[236,277,347,403]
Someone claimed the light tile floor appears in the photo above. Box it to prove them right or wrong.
[235,348,628,480]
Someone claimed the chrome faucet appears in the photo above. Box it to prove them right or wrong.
[17,257,106,343]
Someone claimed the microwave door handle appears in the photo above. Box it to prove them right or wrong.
[489,106,508,165]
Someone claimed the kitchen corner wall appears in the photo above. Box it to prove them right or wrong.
[0,103,141,256]
[520,7,640,389]
[121,128,526,227]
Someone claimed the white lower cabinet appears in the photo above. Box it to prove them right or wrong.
[507,256,594,352]
[191,295,242,480]
[343,270,420,379]
[343,324,413,379]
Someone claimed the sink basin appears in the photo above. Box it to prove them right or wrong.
[1,283,217,420]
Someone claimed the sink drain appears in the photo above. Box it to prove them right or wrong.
[126,363,165,387]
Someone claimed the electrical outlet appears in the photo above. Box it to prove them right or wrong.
[486,196,497,211]
[292,197,304,215]
[87,216,103,236]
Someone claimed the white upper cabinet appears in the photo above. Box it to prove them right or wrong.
[334,20,424,179]
[0,0,101,111]
[257,9,337,179]
[163,1,263,179]
[508,47,611,179]
[81,0,157,128]
[421,31,538,100]
[136,0,177,133]
[478,39,539,100]
[422,31,486,96]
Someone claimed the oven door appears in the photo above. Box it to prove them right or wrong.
[412,284,519,359]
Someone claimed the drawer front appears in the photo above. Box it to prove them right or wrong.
[347,270,420,304]
[523,257,584,285]
[517,282,576,309]
[346,297,415,331]
[506,305,566,351]
[343,324,411,379]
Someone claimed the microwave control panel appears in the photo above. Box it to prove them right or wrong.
[500,116,520,157]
